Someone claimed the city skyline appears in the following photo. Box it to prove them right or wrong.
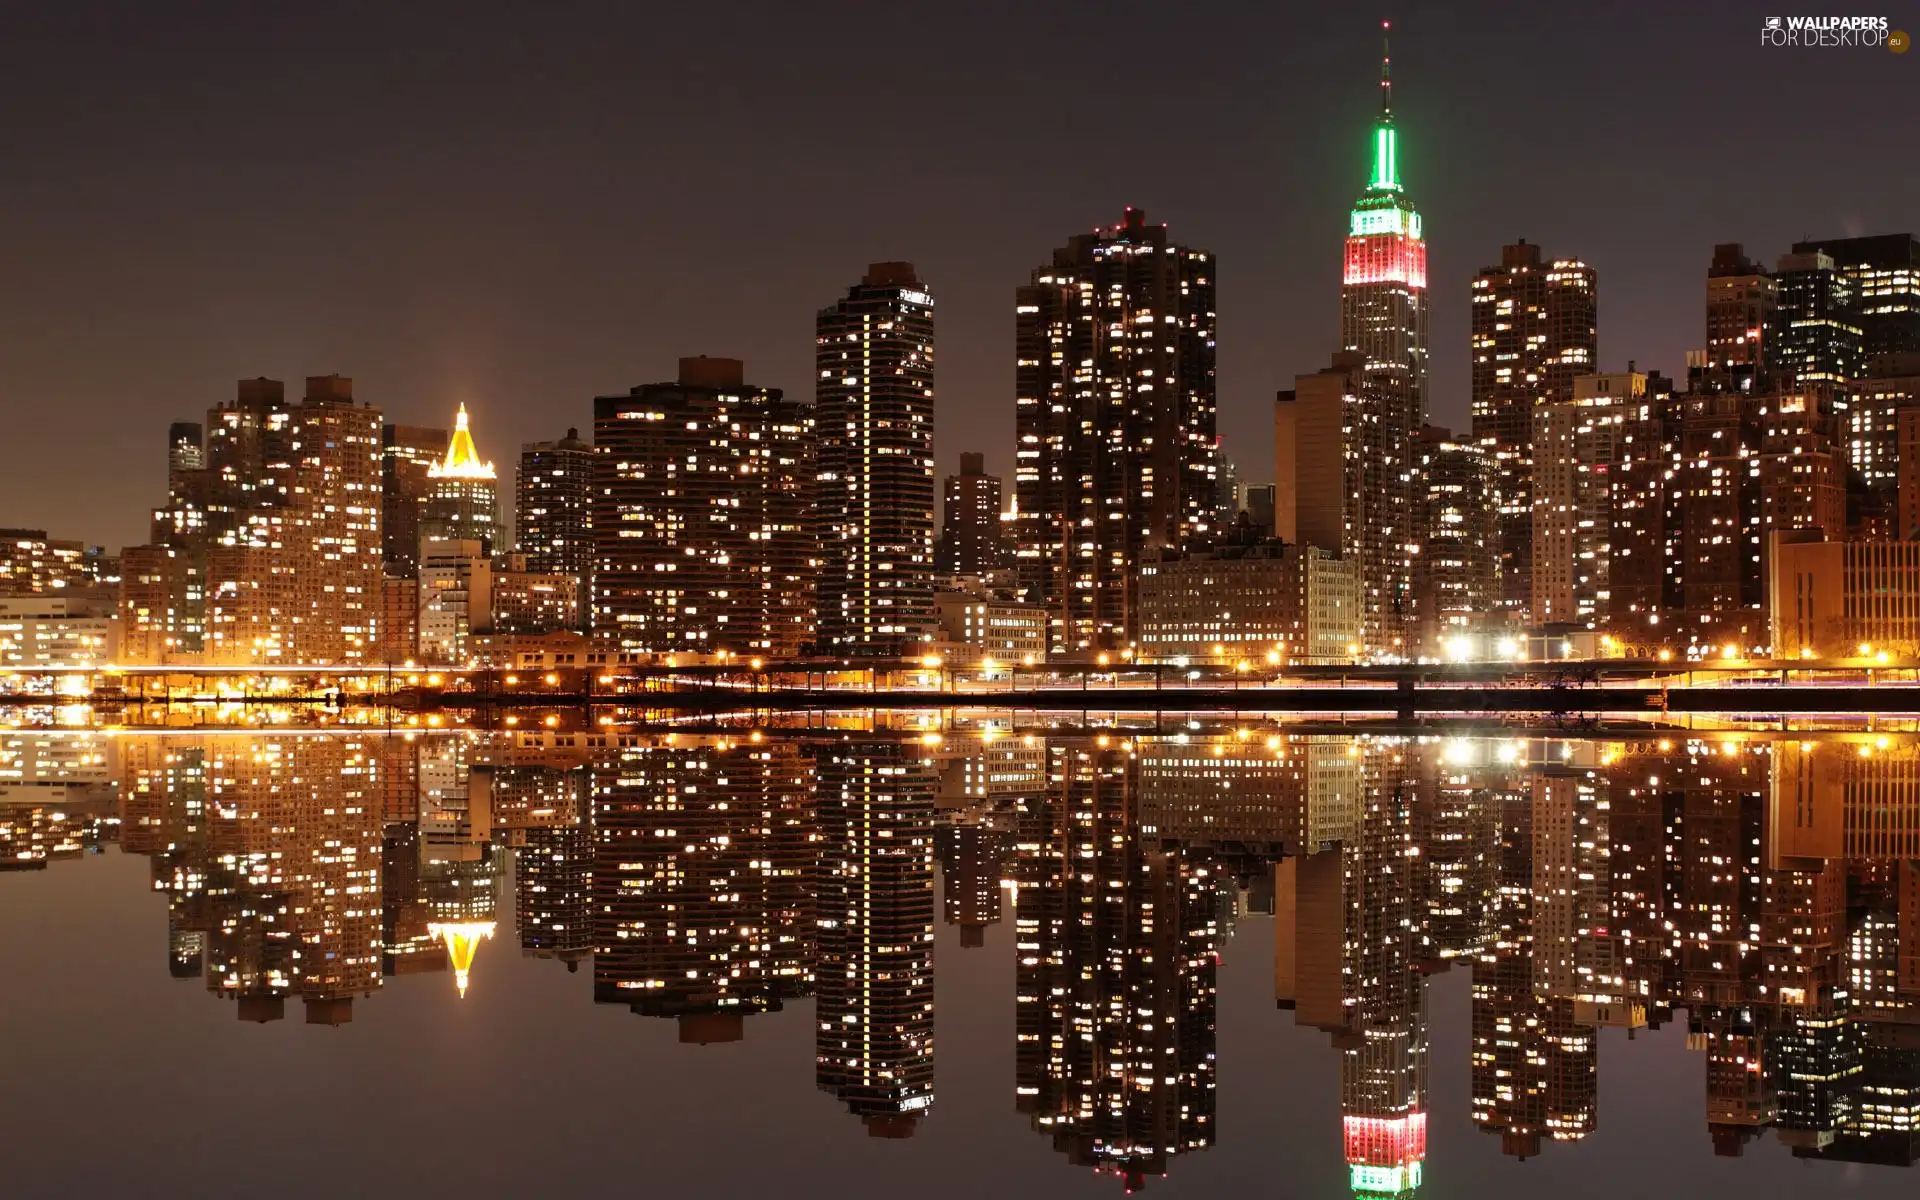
[7,7,1920,1198]
[4,6,1914,549]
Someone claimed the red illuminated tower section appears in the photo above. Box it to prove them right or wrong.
[1337,22,1428,653]
[1341,23,1430,322]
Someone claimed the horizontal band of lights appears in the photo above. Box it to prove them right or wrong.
[1350,1163,1422,1195]
[1344,1112,1428,1163]
[1349,206,1422,239]
[1343,234,1428,289]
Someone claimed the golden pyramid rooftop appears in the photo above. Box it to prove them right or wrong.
[428,404,497,480]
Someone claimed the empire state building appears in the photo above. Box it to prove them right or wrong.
[1342,24,1429,410]
[1337,23,1428,648]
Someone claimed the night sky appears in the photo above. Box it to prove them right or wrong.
[1,1,1914,549]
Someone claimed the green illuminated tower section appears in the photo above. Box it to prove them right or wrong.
[1336,21,1428,656]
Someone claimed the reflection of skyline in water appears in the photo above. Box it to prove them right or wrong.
[3,728,1919,1187]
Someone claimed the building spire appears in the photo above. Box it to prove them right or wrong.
[1367,20,1401,193]
[1381,18,1392,118]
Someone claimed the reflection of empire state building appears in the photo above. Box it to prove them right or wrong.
[1277,744,1428,1199]
[1012,746,1219,1190]
[815,741,937,1135]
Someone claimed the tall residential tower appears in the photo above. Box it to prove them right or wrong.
[516,428,594,625]
[815,264,937,658]
[940,452,1005,576]
[1469,241,1597,611]
[1013,208,1218,656]
[591,357,816,657]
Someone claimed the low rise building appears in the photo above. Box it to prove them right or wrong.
[1136,541,1361,666]
[1770,531,1920,659]
[931,588,1046,669]
[0,529,101,595]
[468,630,649,672]
[491,568,580,634]
[0,595,118,670]
[419,539,490,666]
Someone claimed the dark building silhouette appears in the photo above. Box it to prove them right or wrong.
[382,423,448,577]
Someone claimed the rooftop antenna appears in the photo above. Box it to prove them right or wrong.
[1381,18,1393,118]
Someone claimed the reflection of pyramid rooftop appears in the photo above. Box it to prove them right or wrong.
[428,404,496,480]
[429,921,497,997]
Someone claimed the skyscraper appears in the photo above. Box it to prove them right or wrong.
[591,357,816,656]
[420,405,500,554]
[1412,426,1497,644]
[1278,353,1406,653]
[1531,370,1647,627]
[1014,208,1218,656]
[1693,243,1777,394]
[381,423,447,577]
[281,376,384,665]
[1606,378,1685,648]
[1469,241,1597,610]
[1335,30,1428,653]
[940,452,1003,576]
[1772,250,1864,387]
[516,427,593,626]
[1607,380,1845,655]
[1789,233,1920,359]
[1846,354,1920,523]
[167,375,384,667]
[936,821,1005,948]
[816,263,936,658]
